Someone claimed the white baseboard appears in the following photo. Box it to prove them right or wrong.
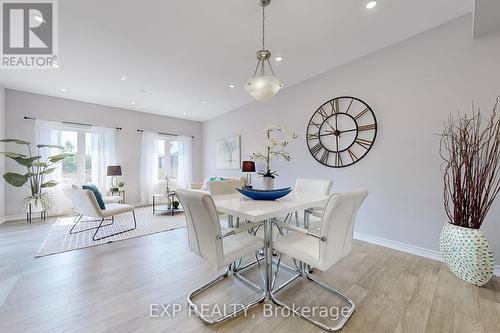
[3,202,148,223]
[353,232,443,261]
[353,231,500,277]
[130,202,148,207]
[3,213,25,222]
[4,212,69,222]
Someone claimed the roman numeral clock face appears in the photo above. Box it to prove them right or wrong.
[306,96,377,168]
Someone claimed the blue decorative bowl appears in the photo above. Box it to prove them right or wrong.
[236,187,292,201]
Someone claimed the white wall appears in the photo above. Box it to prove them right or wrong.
[203,16,500,259]
[4,90,203,217]
[0,85,5,222]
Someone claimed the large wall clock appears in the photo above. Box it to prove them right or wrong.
[306,96,377,168]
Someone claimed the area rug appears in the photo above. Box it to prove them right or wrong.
[36,206,186,257]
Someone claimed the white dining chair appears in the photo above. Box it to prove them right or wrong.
[271,188,368,331]
[175,189,265,325]
[207,179,245,228]
[285,178,333,226]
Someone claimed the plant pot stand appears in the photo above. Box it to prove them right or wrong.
[26,202,46,223]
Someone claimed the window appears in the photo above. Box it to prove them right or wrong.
[170,141,179,179]
[157,138,181,182]
[85,133,92,183]
[61,130,79,183]
[61,129,98,184]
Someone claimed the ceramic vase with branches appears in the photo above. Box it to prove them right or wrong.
[438,97,499,286]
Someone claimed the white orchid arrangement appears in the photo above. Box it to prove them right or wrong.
[250,124,298,178]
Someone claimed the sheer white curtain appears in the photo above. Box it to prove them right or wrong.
[34,119,73,215]
[177,136,193,189]
[140,131,159,204]
[90,126,116,192]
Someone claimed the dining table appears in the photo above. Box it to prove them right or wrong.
[212,191,330,299]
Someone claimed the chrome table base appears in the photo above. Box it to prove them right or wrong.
[187,218,355,331]
[187,257,265,325]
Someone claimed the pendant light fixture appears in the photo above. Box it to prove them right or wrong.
[245,0,283,102]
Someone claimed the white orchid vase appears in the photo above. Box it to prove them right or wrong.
[250,124,298,182]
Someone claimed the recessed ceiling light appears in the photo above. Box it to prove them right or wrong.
[33,15,45,23]
[229,84,235,88]
[201,101,207,104]
[131,102,136,105]
[366,1,377,10]
[52,63,60,68]
[275,56,283,62]
[120,76,127,81]
[60,88,67,92]
[183,112,188,115]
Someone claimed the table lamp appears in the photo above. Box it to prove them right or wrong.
[242,161,256,187]
[107,165,122,191]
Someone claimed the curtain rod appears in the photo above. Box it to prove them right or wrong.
[136,129,194,139]
[24,116,122,130]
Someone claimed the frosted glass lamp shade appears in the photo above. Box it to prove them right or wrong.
[245,76,283,101]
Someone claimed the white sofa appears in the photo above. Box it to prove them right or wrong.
[190,177,246,192]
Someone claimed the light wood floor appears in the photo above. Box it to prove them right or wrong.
[0,217,499,333]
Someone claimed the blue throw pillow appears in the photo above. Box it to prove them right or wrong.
[82,184,106,210]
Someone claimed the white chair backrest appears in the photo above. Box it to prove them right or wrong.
[207,179,243,196]
[295,178,333,195]
[318,189,368,271]
[66,186,104,218]
[176,189,224,268]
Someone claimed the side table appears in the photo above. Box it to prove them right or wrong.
[153,191,182,216]
[108,189,125,203]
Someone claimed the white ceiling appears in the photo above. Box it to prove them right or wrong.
[0,0,472,121]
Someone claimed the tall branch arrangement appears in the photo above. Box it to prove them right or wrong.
[250,124,298,178]
[439,97,500,229]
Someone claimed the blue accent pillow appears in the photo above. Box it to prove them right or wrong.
[210,177,227,181]
[82,184,106,210]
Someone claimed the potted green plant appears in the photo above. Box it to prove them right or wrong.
[250,124,298,190]
[1,138,74,213]
[172,200,180,210]
[118,181,125,189]
[438,97,499,286]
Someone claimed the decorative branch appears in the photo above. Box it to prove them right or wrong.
[439,97,500,229]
